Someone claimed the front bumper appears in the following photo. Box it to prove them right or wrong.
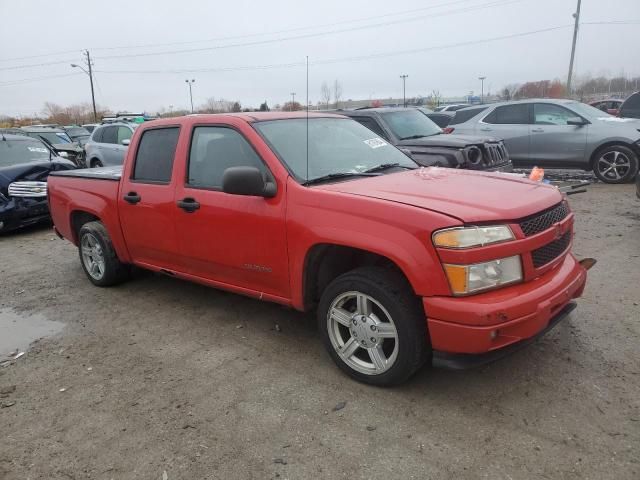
[0,197,50,232]
[424,253,587,363]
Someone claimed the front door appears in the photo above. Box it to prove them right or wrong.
[174,125,289,298]
[528,103,588,167]
[118,126,182,270]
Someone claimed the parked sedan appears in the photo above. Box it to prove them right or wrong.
[84,122,136,167]
[0,133,76,232]
[19,126,85,166]
[434,104,470,112]
[448,99,640,183]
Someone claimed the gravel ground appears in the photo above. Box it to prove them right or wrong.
[0,183,638,480]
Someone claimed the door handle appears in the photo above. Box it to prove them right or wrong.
[480,127,492,131]
[531,128,544,133]
[123,192,141,204]
[177,197,200,213]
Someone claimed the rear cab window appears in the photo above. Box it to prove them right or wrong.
[132,127,180,183]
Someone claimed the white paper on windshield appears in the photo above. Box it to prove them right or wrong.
[27,147,48,153]
[363,137,388,149]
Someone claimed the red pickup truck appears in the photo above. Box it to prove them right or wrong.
[48,112,590,386]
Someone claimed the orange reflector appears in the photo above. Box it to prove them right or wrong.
[443,264,468,295]
[579,258,597,271]
[433,230,461,248]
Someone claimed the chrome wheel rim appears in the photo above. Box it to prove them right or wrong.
[81,233,105,280]
[327,291,399,376]
[597,151,631,181]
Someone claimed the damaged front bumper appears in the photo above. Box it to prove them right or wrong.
[0,197,50,232]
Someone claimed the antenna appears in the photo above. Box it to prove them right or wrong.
[306,55,309,183]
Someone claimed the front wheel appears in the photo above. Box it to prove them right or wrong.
[318,267,430,386]
[592,145,639,183]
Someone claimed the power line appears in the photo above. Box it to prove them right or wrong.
[94,24,574,76]
[0,49,81,63]
[92,0,523,61]
[0,72,84,87]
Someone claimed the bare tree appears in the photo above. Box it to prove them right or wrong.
[320,82,331,110]
[332,80,343,109]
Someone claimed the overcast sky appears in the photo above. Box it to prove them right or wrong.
[1,0,638,116]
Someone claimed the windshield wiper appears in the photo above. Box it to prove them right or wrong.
[364,163,415,173]
[399,134,428,140]
[303,172,379,186]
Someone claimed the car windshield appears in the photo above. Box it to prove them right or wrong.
[254,117,417,183]
[66,127,90,138]
[33,131,73,144]
[380,110,442,139]
[0,138,51,167]
[566,102,614,119]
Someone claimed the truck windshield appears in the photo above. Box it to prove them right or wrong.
[254,118,417,183]
[381,110,443,139]
[0,138,51,167]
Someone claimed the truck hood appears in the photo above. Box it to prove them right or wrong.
[317,168,562,223]
[396,133,500,148]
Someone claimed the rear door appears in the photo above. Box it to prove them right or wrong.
[173,123,289,298]
[118,126,182,269]
[478,104,531,164]
[528,103,588,167]
[113,126,133,164]
[99,126,120,165]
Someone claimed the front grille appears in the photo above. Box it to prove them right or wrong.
[483,142,509,166]
[8,181,48,198]
[532,232,572,268]
[519,202,570,237]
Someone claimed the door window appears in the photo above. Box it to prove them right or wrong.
[533,104,575,125]
[117,126,133,144]
[132,127,179,183]
[484,104,529,124]
[101,126,118,144]
[187,127,267,189]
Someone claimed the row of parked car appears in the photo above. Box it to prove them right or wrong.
[2,96,639,234]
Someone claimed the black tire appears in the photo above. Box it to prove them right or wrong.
[78,221,129,287]
[592,144,639,184]
[90,158,103,168]
[318,266,430,386]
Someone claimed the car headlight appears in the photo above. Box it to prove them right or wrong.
[443,256,523,296]
[433,225,514,249]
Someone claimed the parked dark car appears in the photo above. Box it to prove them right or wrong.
[0,133,76,232]
[19,126,85,166]
[619,92,640,119]
[340,107,512,171]
[417,107,455,129]
[63,126,92,146]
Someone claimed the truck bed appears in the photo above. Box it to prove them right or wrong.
[50,166,122,181]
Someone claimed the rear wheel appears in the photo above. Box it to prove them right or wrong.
[318,267,430,386]
[90,158,103,168]
[592,145,638,183]
[78,221,129,286]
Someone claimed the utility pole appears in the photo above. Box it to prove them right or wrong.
[400,74,408,107]
[185,79,195,113]
[566,0,582,96]
[71,50,97,122]
[478,76,486,103]
[290,92,296,110]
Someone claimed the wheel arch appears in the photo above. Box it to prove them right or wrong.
[588,140,638,170]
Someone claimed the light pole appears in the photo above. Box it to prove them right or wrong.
[290,92,296,110]
[478,76,486,104]
[185,79,196,113]
[400,74,408,107]
[71,50,97,122]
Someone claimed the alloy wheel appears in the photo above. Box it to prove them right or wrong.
[81,233,106,281]
[597,150,631,181]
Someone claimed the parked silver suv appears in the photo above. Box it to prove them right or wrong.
[449,99,640,183]
[85,123,136,168]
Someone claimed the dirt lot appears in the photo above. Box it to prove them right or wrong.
[0,183,638,480]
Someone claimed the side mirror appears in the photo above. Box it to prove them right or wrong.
[121,139,131,146]
[222,166,276,198]
[567,117,586,126]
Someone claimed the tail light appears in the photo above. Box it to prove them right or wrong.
[442,127,455,134]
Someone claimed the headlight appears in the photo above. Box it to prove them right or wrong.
[58,151,69,157]
[433,225,514,249]
[443,256,523,296]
